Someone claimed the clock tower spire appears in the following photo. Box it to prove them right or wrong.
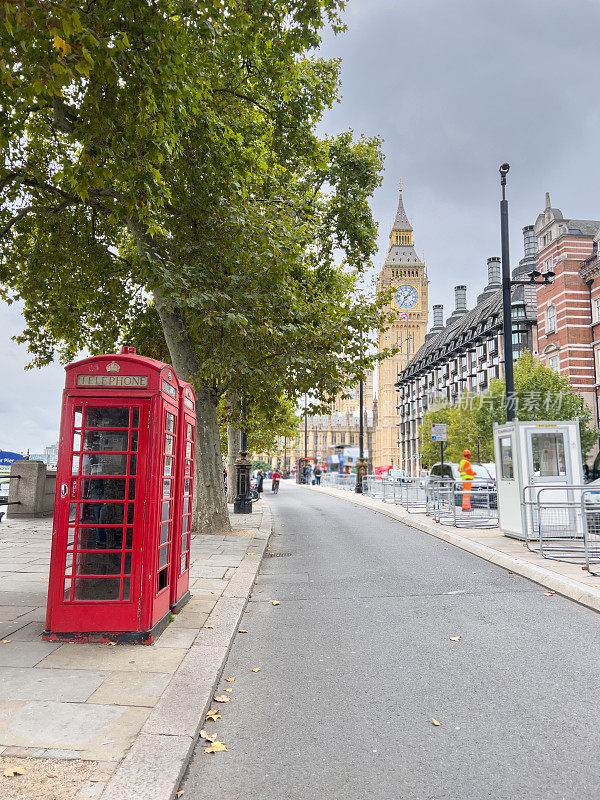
[373,181,429,472]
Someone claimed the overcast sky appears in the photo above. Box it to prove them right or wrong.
[2,0,600,454]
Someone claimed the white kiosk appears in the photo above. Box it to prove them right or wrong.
[493,420,583,540]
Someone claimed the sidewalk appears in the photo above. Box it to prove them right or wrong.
[306,484,600,613]
[0,504,271,800]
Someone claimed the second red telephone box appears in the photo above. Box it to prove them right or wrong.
[170,380,196,612]
[45,347,186,642]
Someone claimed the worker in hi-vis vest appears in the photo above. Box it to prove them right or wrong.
[458,449,476,511]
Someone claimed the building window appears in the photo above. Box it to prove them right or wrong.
[543,256,553,273]
[546,304,557,333]
[593,298,600,323]
[548,354,559,372]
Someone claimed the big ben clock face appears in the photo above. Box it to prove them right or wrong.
[394,285,419,309]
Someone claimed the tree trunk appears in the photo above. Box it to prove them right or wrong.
[153,289,230,533]
[227,420,240,504]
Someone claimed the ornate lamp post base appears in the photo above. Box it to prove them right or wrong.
[355,456,368,493]
[233,450,253,514]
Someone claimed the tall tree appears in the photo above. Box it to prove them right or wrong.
[1,0,391,530]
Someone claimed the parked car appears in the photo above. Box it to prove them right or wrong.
[428,462,497,508]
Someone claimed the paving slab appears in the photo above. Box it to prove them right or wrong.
[0,666,107,703]
[38,643,187,673]
[0,699,150,761]
[87,672,171,708]
[0,640,61,667]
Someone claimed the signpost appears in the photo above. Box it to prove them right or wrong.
[431,424,447,467]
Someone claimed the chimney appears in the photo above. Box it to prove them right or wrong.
[486,257,501,289]
[454,285,467,314]
[424,304,444,342]
[522,224,536,259]
[512,224,537,279]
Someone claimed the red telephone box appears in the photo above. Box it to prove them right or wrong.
[170,380,196,612]
[44,347,185,643]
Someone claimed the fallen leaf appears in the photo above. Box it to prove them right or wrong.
[204,741,227,754]
[224,687,233,693]
[244,610,250,613]
[238,629,248,633]
[449,636,461,642]
[107,641,117,646]
[41,576,48,580]
[431,719,441,727]
[225,676,236,682]
[508,571,513,574]
[3,767,26,777]
[214,695,230,703]
[46,773,58,778]
[247,552,256,555]
[268,600,280,606]
[211,591,218,594]
[2,640,10,644]
[206,711,221,721]
[200,730,217,742]
[205,625,214,629]
[252,668,261,672]
[177,792,185,798]
[443,548,449,551]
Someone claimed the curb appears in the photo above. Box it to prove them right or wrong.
[304,485,600,614]
[100,506,272,800]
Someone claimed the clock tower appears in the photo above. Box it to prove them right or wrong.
[374,182,429,470]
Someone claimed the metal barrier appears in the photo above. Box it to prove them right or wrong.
[361,475,498,529]
[399,477,428,513]
[582,489,600,574]
[522,484,588,559]
[320,473,357,491]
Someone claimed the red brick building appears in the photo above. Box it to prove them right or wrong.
[534,193,600,467]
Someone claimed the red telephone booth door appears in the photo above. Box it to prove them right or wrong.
[48,399,149,633]
[170,392,195,611]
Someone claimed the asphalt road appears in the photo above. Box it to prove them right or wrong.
[181,482,600,800]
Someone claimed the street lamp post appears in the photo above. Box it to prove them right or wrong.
[233,398,252,514]
[355,379,367,492]
[499,163,555,424]
[499,163,515,423]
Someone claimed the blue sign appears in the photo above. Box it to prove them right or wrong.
[0,451,24,466]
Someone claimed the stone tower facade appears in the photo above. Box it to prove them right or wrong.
[373,183,429,469]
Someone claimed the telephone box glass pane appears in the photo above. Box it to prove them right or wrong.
[75,552,122,575]
[122,578,131,601]
[164,457,173,476]
[163,479,171,498]
[531,433,567,477]
[165,435,173,455]
[81,478,126,500]
[80,503,125,524]
[125,528,133,548]
[187,423,193,440]
[74,578,120,601]
[159,546,168,569]
[166,413,175,433]
[158,568,168,591]
[130,432,139,452]
[81,454,129,475]
[186,442,192,459]
[77,527,123,550]
[183,498,189,515]
[63,579,72,601]
[73,432,81,452]
[74,407,83,427]
[160,522,170,544]
[161,501,170,522]
[128,479,136,500]
[72,456,80,475]
[84,430,129,452]
[86,407,130,428]
[129,455,137,475]
[131,408,139,428]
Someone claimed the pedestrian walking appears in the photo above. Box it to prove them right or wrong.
[271,469,281,494]
[256,470,264,496]
[313,465,322,486]
[458,449,475,511]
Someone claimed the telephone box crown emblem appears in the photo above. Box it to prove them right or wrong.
[106,361,120,373]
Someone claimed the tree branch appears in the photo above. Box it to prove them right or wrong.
[0,206,34,238]
[212,88,272,116]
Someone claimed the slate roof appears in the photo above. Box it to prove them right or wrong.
[566,219,600,237]
[397,286,533,382]
[392,188,413,232]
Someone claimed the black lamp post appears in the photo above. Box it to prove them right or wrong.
[233,399,252,514]
[499,163,515,422]
[355,379,367,492]
[499,163,554,423]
